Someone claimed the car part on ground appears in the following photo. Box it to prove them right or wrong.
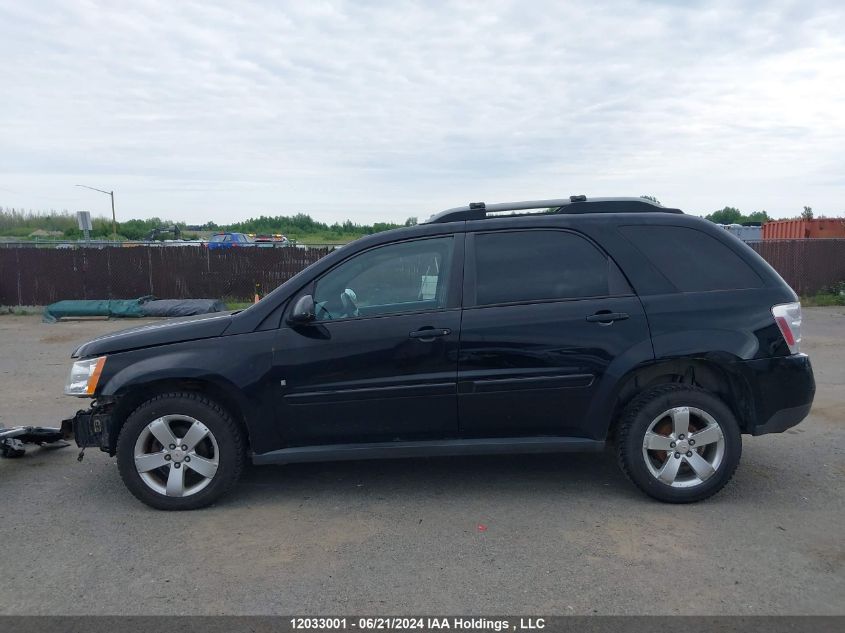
[0,425,70,458]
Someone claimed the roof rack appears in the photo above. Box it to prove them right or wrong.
[424,196,683,224]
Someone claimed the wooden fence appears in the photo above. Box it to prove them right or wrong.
[0,239,843,305]
[0,246,329,305]
[747,239,845,296]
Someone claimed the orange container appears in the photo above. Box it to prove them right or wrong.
[762,218,845,239]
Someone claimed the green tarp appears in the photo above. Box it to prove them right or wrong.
[42,297,227,322]
[42,297,151,323]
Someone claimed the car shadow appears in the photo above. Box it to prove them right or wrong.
[231,450,639,506]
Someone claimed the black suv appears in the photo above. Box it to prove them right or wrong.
[62,197,815,510]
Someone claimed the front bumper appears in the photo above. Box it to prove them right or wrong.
[61,407,114,452]
[738,353,815,436]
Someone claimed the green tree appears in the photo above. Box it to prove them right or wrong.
[705,207,773,225]
[705,207,744,225]
[745,210,771,224]
[801,206,813,220]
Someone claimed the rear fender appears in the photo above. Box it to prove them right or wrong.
[582,338,655,440]
[598,354,756,440]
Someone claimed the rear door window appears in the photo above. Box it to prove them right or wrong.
[619,225,763,292]
[471,230,612,306]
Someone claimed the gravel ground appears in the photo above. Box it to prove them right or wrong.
[0,309,843,615]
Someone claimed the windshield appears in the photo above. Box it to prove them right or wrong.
[209,235,225,243]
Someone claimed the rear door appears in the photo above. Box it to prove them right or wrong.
[458,229,652,439]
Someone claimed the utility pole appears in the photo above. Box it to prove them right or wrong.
[76,184,117,242]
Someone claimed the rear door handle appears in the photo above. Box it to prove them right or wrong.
[585,311,629,325]
[409,328,451,340]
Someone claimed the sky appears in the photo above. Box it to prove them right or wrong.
[1,0,843,225]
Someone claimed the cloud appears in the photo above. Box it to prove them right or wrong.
[0,0,843,223]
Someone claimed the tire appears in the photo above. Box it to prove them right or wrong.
[116,392,246,510]
[616,384,741,503]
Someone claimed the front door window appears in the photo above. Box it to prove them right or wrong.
[313,237,454,321]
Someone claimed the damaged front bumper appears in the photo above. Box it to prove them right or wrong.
[61,403,115,453]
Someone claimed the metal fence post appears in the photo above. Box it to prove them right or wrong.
[147,248,154,296]
[16,248,22,306]
[106,248,113,300]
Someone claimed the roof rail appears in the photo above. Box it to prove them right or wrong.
[424,196,682,224]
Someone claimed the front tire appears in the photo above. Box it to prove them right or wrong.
[116,392,245,510]
[616,384,741,503]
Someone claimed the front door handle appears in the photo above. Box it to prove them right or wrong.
[585,311,629,325]
[409,328,451,340]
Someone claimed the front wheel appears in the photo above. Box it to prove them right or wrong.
[616,384,742,503]
[116,392,246,510]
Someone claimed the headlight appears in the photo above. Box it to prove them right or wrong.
[64,356,107,396]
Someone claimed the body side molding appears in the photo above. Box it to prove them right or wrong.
[252,436,604,465]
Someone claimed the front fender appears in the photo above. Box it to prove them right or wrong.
[100,350,233,397]
[95,336,277,453]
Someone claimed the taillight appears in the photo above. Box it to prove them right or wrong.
[772,302,802,354]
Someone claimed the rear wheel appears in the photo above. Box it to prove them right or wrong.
[116,392,245,510]
[616,384,741,503]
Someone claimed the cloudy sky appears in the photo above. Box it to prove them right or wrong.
[1,0,843,224]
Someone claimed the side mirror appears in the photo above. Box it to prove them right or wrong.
[288,294,316,324]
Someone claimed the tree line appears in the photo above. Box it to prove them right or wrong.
[0,207,419,241]
[703,205,819,225]
[0,203,828,242]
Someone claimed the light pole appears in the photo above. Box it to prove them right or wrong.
[75,184,117,241]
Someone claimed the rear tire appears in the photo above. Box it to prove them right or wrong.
[616,384,741,503]
[116,392,245,510]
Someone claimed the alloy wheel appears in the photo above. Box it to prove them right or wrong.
[641,406,726,488]
[133,415,219,497]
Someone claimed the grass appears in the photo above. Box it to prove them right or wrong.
[0,305,42,315]
[225,301,254,311]
[221,296,255,311]
[284,231,364,245]
[802,281,845,307]
[802,293,845,307]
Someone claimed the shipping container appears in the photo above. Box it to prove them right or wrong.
[763,218,845,239]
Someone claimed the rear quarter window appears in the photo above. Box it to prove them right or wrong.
[619,225,763,292]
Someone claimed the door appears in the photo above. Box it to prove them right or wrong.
[273,235,463,446]
[458,229,651,439]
